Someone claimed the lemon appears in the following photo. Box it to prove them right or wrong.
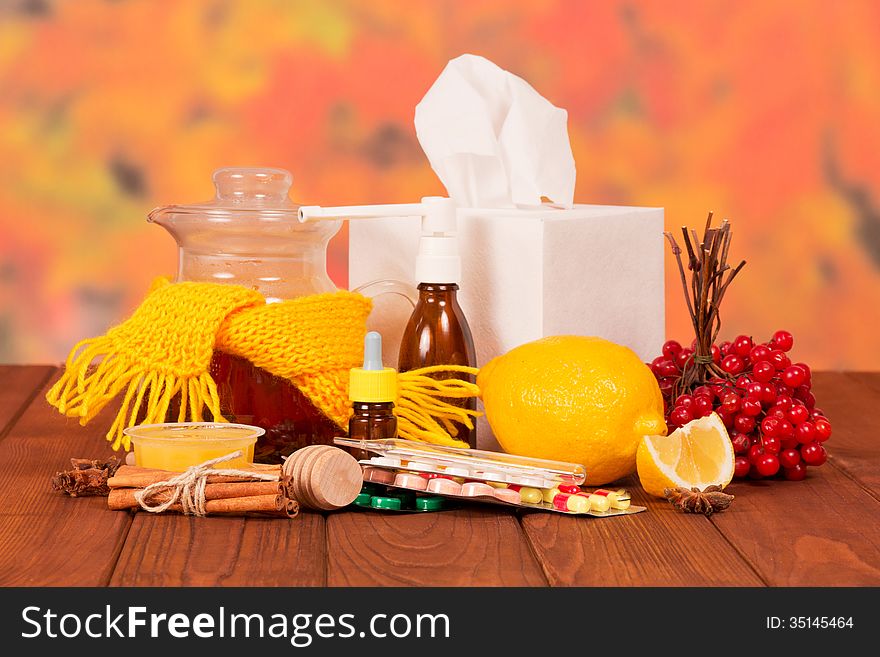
[637,413,735,497]
[477,336,666,485]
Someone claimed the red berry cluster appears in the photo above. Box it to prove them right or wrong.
[649,330,831,481]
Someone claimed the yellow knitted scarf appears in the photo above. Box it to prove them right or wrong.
[46,278,479,450]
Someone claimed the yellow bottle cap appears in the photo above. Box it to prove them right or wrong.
[349,366,397,403]
[349,332,397,403]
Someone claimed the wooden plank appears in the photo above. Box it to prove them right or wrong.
[0,365,54,437]
[110,511,326,586]
[521,478,765,586]
[0,371,132,586]
[710,465,880,586]
[811,372,880,496]
[326,508,547,586]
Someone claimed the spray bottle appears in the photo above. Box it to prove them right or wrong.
[299,197,477,447]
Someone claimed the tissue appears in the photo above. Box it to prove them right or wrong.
[414,54,576,209]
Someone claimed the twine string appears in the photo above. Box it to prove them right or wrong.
[133,451,278,516]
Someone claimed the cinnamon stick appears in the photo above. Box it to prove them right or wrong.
[118,493,297,517]
[176,494,296,517]
[108,464,280,489]
[107,481,283,510]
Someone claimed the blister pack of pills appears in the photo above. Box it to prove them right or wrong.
[335,437,646,517]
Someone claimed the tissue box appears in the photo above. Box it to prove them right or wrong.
[350,205,665,449]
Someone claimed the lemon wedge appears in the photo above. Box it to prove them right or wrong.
[637,412,735,497]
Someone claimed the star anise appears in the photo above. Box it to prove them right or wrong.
[664,485,734,516]
[51,457,121,497]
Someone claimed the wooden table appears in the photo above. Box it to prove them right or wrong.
[1,366,878,587]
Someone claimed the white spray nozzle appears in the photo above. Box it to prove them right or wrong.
[298,197,461,285]
[363,331,384,370]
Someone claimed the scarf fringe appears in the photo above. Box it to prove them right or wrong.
[45,336,223,450]
[396,365,482,449]
[46,339,481,451]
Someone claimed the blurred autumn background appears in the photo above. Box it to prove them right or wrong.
[1,0,878,368]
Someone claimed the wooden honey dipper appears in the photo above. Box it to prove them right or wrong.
[281,445,363,511]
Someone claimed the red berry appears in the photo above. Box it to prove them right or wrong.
[801,442,827,466]
[659,361,680,377]
[745,382,764,399]
[768,349,790,370]
[761,416,780,436]
[814,418,832,442]
[675,394,694,409]
[734,456,751,478]
[674,348,693,369]
[781,365,807,389]
[787,405,809,425]
[755,454,780,477]
[693,385,715,400]
[732,335,753,357]
[777,419,795,439]
[662,340,682,358]
[750,344,772,363]
[796,422,817,444]
[762,435,781,455]
[810,408,826,420]
[735,414,756,434]
[800,389,816,409]
[692,396,714,418]
[761,384,777,405]
[783,463,807,481]
[731,432,751,454]
[721,354,745,375]
[793,361,812,380]
[774,394,793,411]
[735,374,752,389]
[710,344,721,364]
[650,356,665,374]
[669,406,693,426]
[721,393,741,413]
[779,448,801,468]
[751,361,775,383]
[741,399,762,416]
[768,408,787,420]
[747,444,764,464]
[770,330,794,352]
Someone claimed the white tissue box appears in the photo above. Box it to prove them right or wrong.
[350,204,665,449]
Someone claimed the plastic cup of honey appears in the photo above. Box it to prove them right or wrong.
[123,422,265,471]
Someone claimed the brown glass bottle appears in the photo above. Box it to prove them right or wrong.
[398,283,477,448]
[348,402,398,461]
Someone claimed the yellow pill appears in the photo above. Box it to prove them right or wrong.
[612,497,631,510]
[542,487,560,503]
[516,486,543,505]
[566,494,591,513]
[588,494,611,513]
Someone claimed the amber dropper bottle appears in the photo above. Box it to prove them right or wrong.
[398,198,477,448]
[349,332,398,459]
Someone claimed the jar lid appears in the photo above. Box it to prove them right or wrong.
[149,167,303,221]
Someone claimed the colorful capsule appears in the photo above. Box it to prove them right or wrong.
[591,488,631,509]
[551,492,591,513]
[507,484,543,505]
[587,493,611,513]
[542,487,561,503]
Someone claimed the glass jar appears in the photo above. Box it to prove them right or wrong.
[148,167,411,462]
